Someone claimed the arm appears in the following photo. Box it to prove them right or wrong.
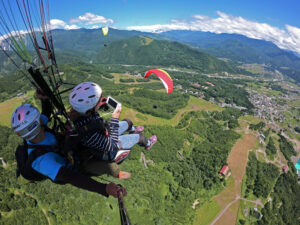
[55,167,126,198]
[41,99,52,119]
[36,89,53,119]
[81,104,121,154]
[56,167,108,196]
[83,118,119,153]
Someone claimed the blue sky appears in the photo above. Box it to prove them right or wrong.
[48,0,300,29]
[1,0,300,54]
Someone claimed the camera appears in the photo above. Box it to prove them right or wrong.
[106,96,120,108]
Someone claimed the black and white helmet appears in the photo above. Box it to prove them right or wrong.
[11,104,41,140]
[69,82,102,114]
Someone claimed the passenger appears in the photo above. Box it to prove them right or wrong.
[68,82,157,165]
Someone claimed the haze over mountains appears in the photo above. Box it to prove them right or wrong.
[1,28,300,82]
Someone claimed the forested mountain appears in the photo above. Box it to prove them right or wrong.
[96,36,237,73]
[51,28,146,53]
[2,28,300,81]
[160,30,300,82]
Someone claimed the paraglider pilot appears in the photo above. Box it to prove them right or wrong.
[11,90,126,198]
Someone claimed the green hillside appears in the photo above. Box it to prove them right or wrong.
[0,61,243,225]
[96,36,237,73]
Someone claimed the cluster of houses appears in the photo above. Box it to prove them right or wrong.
[248,91,286,122]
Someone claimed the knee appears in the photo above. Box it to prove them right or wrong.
[108,163,120,178]
[122,118,133,131]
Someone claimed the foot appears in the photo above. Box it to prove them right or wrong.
[129,126,144,134]
[118,171,131,180]
[145,135,157,150]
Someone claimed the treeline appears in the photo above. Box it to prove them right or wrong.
[120,78,134,83]
[249,122,265,131]
[0,71,33,102]
[258,167,300,225]
[171,111,240,190]
[265,137,277,157]
[212,107,242,129]
[278,134,296,160]
[117,89,189,119]
[244,152,279,198]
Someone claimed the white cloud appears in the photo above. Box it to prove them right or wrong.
[127,11,300,54]
[70,13,114,25]
[50,19,80,30]
[91,25,100,29]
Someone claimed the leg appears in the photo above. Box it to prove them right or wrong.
[118,134,140,149]
[118,120,131,135]
[80,158,120,178]
[119,119,144,135]
[118,133,152,149]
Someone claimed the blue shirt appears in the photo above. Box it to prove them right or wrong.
[26,115,68,181]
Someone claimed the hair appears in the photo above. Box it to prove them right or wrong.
[68,107,96,122]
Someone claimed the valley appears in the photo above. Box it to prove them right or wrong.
[0,28,299,225]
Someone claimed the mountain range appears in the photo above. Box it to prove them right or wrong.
[1,28,300,82]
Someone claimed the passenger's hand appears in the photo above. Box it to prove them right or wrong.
[105,182,127,198]
[112,104,122,119]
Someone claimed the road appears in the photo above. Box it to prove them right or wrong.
[210,196,263,225]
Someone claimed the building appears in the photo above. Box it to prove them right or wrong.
[282,165,289,174]
[252,208,263,220]
[219,165,229,177]
[206,81,215,87]
[17,92,24,97]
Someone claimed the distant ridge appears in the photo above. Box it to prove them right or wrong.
[96,36,237,73]
[159,30,300,82]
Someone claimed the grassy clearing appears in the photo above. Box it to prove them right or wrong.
[121,96,222,127]
[0,97,24,126]
[256,151,265,162]
[239,115,261,124]
[193,198,221,225]
[110,72,157,85]
[239,64,264,74]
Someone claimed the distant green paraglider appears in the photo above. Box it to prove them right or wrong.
[102,26,109,36]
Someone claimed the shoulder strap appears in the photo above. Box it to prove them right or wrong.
[27,146,54,167]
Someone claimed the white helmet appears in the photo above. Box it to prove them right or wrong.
[11,104,41,140]
[69,82,102,114]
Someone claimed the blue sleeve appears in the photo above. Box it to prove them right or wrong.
[31,152,68,181]
[41,114,49,125]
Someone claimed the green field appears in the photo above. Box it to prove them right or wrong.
[0,97,25,127]
[193,198,221,225]
[121,95,222,127]
[0,91,36,127]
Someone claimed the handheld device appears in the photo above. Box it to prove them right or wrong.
[106,96,120,108]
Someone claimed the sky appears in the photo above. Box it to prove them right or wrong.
[1,0,300,54]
